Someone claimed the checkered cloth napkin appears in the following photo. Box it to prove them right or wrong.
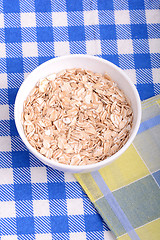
[75,94,160,240]
[0,0,160,240]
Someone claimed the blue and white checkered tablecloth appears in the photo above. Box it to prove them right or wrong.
[0,0,160,239]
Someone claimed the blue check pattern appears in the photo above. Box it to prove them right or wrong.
[0,0,160,239]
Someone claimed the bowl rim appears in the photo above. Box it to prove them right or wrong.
[15,54,142,172]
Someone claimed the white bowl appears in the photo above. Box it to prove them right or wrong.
[15,55,141,173]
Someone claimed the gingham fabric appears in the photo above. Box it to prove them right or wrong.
[75,94,160,240]
[0,0,160,240]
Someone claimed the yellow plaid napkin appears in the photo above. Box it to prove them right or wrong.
[75,95,160,240]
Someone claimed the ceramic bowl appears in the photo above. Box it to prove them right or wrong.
[15,55,141,173]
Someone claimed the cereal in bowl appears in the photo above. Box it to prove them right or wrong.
[22,68,133,166]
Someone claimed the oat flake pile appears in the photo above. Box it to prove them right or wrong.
[22,68,133,166]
